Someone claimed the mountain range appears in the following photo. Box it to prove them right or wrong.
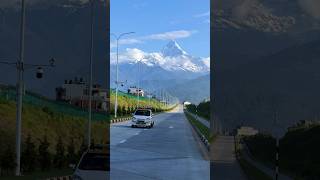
[110,40,210,104]
[213,0,320,132]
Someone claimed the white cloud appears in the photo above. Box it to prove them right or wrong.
[110,30,196,49]
[110,38,143,48]
[202,57,210,68]
[298,0,320,19]
[142,30,197,41]
[194,11,210,18]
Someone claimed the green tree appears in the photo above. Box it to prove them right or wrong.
[0,145,15,176]
[21,134,37,172]
[53,136,65,169]
[117,105,122,116]
[122,106,127,115]
[38,135,51,171]
[66,138,77,165]
[77,138,87,160]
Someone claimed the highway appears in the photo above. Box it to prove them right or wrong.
[110,105,210,180]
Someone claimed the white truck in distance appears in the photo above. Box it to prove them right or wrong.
[131,109,154,128]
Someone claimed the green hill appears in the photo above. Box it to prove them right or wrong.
[109,90,175,116]
[0,86,108,176]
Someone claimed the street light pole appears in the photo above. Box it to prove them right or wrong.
[0,1,55,176]
[87,0,95,148]
[137,60,141,108]
[112,32,135,118]
[15,0,26,175]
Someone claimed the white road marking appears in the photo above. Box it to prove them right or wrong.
[119,139,126,144]
[134,132,140,135]
[169,126,174,129]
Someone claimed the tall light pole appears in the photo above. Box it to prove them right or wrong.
[87,0,95,148]
[136,59,143,108]
[111,32,135,118]
[0,1,56,176]
[1,12,55,176]
[16,0,26,175]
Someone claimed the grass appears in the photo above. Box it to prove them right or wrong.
[0,168,73,180]
[0,99,108,154]
[184,112,212,142]
[238,157,273,180]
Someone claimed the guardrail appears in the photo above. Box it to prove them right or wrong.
[184,111,210,151]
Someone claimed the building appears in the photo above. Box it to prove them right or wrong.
[127,86,145,97]
[183,101,192,106]
[237,126,259,137]
[56,77,108,112]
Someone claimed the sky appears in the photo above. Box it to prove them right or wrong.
[110,0,210,59]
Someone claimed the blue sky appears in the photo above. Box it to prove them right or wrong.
[110,0,210,58]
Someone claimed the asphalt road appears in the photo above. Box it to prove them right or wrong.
[210,136,247,180]
[110,105,209,180]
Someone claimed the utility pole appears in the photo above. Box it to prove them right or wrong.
[16,0,26,175]
[0,1,55,176]
[137,60,140,108]
[87,0,95,148]
[111,32,135,118]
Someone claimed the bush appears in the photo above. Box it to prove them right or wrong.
[38,135,51,171]
[53,136,66,169]
[66,138,77,165]
[21,134,37,172]
[0,145,15,176]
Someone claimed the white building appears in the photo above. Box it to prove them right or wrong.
[127,86,145,97]
[56,78,108,112]
[183,101,192,106]
[237,126,259,137]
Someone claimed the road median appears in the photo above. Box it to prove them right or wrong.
[184,111,211,151]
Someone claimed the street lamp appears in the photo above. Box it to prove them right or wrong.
[87,0,95,148]
[0,58,55,176]
[111,32,135,118]
[0,0,56,175]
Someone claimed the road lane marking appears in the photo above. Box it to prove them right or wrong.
[134,132,140,135]
[119,139,126,144]
[169,126,174,129]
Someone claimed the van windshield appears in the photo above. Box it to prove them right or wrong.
[134,110,151,116]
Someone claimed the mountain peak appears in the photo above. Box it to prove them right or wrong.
[162,40,188,57]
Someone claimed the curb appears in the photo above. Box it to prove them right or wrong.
[46,176,72,180]
[110,117,132,124]
[184,111,210,151]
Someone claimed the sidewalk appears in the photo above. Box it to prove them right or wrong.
[211,136,247,180]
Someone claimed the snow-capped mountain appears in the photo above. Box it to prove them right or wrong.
[111,40,210,73]
[110,40,210,101]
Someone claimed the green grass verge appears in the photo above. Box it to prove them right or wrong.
[184,112,212,142]
[238,157,272,180]
[0,168,73,180]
